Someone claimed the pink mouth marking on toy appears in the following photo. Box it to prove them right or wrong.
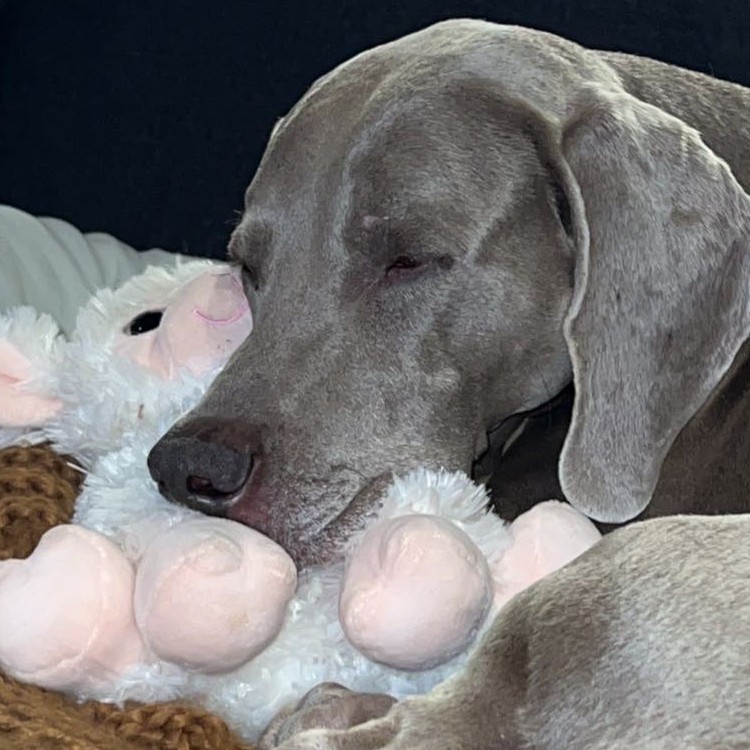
[192,273,250,326]
[193,305,247,326]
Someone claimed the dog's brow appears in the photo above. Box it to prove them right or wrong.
[227,233,243,262]
[228,221,272,264]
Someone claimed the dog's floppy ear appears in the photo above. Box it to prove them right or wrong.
[555,86,750,523]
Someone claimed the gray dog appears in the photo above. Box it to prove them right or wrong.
[148,19,750,748]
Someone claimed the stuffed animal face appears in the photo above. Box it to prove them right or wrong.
[114,268,251,379]
[0,261,252,462]
[46,262,253,463]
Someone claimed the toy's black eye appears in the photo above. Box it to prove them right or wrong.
[126,310,164,335]
[384,256,425,282]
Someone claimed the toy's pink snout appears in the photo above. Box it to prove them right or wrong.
[340,514,493,671]
[190,269,249,326]
[160,269,253,377]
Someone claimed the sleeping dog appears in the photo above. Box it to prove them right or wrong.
[149,20,750,748]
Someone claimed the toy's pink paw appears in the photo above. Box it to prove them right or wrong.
[134,518,297,672]
[340,514,492,670]
[0,525,145,691]
[493,500,602,610]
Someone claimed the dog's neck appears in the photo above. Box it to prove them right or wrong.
[647,335,750,519]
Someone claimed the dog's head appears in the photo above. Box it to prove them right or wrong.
[148,20,750,566]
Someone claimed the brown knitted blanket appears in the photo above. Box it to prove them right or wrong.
[0,444,257,750]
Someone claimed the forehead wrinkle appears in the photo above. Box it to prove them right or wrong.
[258,61,397,201]
[330,116,392,264]
[337,99,426,257]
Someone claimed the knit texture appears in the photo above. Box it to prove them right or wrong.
[0,443,257,750]
[0,444,86,560]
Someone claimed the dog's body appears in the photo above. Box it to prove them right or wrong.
[148,20,750,747]
[258,515,750,750]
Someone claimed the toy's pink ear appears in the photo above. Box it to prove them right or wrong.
[0,340,61,427]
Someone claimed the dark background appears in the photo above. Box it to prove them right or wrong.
[1,0,748,259]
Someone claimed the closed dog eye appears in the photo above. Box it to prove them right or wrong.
[383,254,454,284]
[384,255,425,282]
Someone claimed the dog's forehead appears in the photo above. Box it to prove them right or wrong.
[248,83,526,219]
[245,18,609,214]
[245,35,514,205]
[243,58,398,206]
[235,25,558,272]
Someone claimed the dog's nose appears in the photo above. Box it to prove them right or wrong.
[147,418,259,515]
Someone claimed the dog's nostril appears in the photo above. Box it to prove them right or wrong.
[148,421,261,511]
[184,452,255,502]
[187,475,229,498]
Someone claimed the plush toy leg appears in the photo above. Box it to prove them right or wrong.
[491,500,603,610]
[0,525,146,692]
[134,518,297,673]
[339,514,493,671]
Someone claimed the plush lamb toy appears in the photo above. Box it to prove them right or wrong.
[0,261,602,741]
